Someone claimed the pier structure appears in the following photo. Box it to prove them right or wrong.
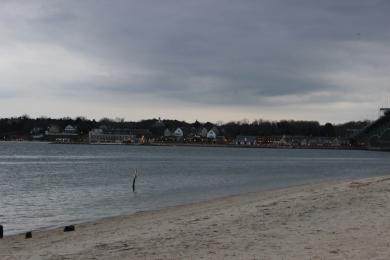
[351,108,390,150]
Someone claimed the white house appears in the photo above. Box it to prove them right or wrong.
[207,130,217,139]
[64,125,77,134]
[174,128,184,138]
[210,126,220,136]
[276,135,290,146]
[235,136,257,146]
[164,128,171,137]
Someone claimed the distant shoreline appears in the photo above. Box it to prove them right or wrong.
[50,141,366,150]
[0,139,368,150]
[147,142,366,150]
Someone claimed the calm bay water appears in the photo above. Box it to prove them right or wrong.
[1,142,390,235]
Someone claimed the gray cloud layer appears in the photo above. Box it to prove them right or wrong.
[0,0,389,122]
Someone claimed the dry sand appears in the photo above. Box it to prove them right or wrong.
[2,176,390,259]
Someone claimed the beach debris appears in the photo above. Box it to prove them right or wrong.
[0,225,3,238]
[132,168,138,192]
[349,181,372,188]
[64,225,75,232]
[25,232,32,239]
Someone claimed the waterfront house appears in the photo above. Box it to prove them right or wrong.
[300,138,308,147]
[46,125,60,135]
[174,128,184,139]
[210,126,220,136]
[45,125,79,143]
[89,128,132,144]
[216,136,228,144]
[30,127,45,140]
[235,136,257,146]
[257,136,282,146]
[164,128,171,137]
[64,125,77,134]
[276,135,291,147]
[207,130,217,140]
[198,127,208,137]
[89,128,150,144]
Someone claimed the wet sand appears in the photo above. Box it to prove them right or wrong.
[2,176,390,259]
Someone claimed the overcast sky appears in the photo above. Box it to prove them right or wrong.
[0,0,389,123]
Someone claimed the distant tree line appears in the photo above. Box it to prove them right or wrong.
[0,115,371,140]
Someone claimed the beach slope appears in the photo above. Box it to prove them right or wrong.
[2,176,390,259]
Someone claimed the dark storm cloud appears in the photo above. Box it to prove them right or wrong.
[1,0,390,111]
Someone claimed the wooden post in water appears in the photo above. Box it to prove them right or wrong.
[132,169,138,192]
[0,225,3,238]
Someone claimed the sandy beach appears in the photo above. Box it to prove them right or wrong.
[2,176,390,259]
